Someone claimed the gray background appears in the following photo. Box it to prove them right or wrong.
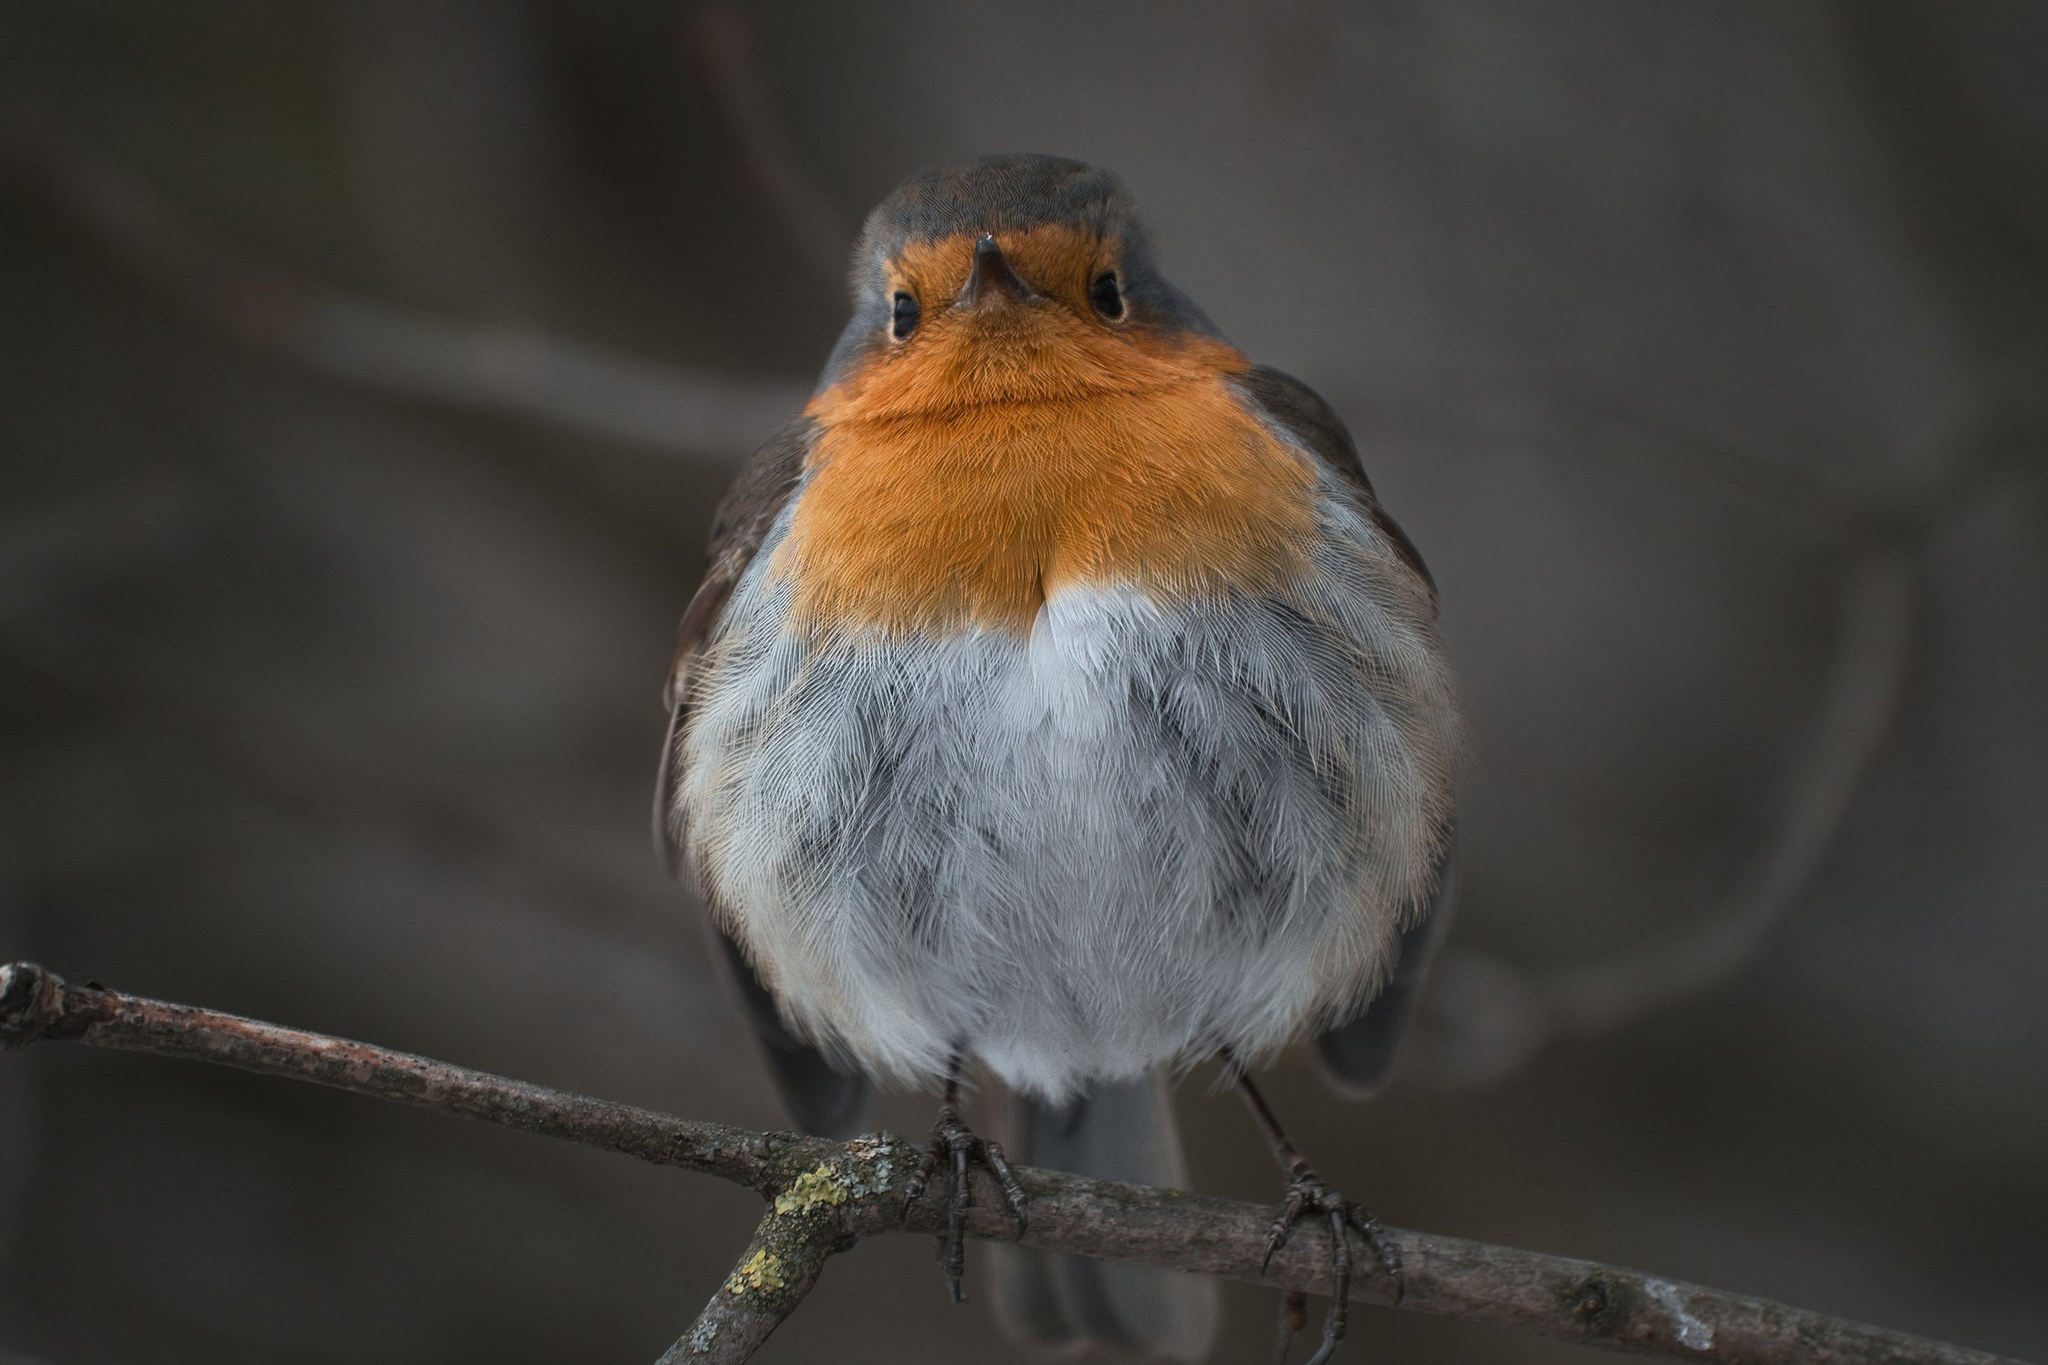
[1,3,2044,1362]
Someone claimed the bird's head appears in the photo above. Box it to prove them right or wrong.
[811,154,1231,420]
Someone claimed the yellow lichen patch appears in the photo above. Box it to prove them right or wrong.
[725,1247,787,1295]
[774,1165,850,1216]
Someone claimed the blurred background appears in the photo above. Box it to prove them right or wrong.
[2,2,2044,1362]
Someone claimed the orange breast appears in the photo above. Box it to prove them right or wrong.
[775,313,1318,635]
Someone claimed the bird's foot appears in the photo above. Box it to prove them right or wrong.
[1262,1165,1402,1365]
[900,1102,1028,1304]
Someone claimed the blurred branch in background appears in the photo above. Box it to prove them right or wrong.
[681,1,854,296]
[1413,366,2048,1087]
[1,114,807,460]
[1418,542,1916,1085]
[1,962,2028,1365]
[0,474,204,628]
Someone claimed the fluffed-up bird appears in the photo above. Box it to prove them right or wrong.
[658,153,1461,1364]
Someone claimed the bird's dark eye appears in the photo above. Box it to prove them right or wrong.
[891,291,921,340]
[1089,271,1124,320]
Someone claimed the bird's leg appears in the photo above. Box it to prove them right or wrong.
[1235,1069,1402,1365]
[900,1059,1028,1304]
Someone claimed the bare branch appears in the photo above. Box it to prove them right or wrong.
[1,962,2027,1365]
[660,1202,846,1364]
[0,959,790,1190]
[681,2,852,295]
[1,116,807,457]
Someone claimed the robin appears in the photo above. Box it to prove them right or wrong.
[657,153,1461,1364]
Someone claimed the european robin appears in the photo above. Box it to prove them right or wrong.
[657,154,1461,1363]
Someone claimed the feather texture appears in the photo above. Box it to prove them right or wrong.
[676,463,1458,1102]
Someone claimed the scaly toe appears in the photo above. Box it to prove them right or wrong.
[904,1106,1030,1306]
[1265,1168,1403,1363]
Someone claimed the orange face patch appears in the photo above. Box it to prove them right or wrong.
[775,228,1318,634]
[893,223,1115,331]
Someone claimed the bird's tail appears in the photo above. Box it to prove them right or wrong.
[990,1074,1220,1362]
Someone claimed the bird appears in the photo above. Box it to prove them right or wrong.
[656,153,1461,1364]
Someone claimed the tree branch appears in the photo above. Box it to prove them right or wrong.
[1,962,2027,1365]
[659,1201,846,1363]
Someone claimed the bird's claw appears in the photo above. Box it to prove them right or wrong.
[1262,1167,1402,1365]
[900,1104,1028,1304]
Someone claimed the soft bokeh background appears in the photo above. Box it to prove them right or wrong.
[3,3,2044,1362]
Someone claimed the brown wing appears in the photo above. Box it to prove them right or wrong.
[653,416,814,877]
[1236,365,1436,602]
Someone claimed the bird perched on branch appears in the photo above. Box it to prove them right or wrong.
[658,153,1460,1364]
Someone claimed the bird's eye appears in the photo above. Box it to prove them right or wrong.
[1089,271,1124,320]
[890,291,921,340]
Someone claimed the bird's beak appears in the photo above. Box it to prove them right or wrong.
[957,234,1036,308]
